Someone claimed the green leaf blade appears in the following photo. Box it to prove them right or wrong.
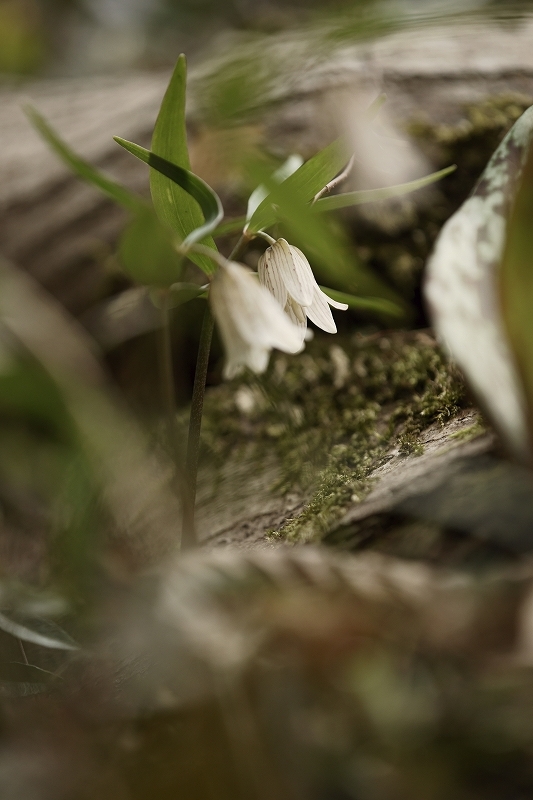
[319,287,406,321]
[247,139,348,233]
[119,210,184,286]
[114,138,223,274]
[314,166,456,212]
[149,55,218,273]
[25,106,145,214]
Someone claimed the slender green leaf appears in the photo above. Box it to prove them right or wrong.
[246,154,304,221]
[246,139,348,233]
[319,287,405,320]
[0,612,78,650]
[25,106,145,213]
[212,216,247,237]
[253,166,404,304]
[314,166,456,212]
[114,139,223,264]
[119,210,184,286]
[150,283,206,309]
[149,54,218,274]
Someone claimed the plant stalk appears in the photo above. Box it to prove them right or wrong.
[181,306,214,548]
[158,291,189,543]
[182,233,250,548]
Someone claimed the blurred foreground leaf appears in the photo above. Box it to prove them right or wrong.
[425,106,533,462]
[0,257,184,570]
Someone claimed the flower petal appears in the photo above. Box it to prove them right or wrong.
[258,250,288,308]
[284,297,308,351]
[269,239,315,307]
[321,290,349,310]
[305,286,338,333]
[210,261,305,378]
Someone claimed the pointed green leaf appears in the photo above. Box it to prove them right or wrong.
[25,106,145,213]
[319,287,405,320]
[0,612,78,650]
[253,165,404,304]
[119,210,184,286]
[246,154,304,221]
[114,138,223,271]
[149,54,218,273]
[314,166,456,212]
[246,139,348,233]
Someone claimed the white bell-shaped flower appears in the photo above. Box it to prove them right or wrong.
[210,261,305,379]
[258,238,348,335]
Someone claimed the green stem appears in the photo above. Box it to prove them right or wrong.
[182,233,251,548]
[158,291,188,539]
[182,307,214,549]
[159,293,177,439]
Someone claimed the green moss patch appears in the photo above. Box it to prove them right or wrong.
[200,329,466,543]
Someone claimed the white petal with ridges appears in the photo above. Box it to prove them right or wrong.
[258,251,288,308]
[269,239,315,306]
[284,297,308,351]
[305,287,337,333]
[210,261,304,378]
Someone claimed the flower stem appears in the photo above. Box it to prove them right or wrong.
[158,291,189,542]
[182,233,251,548]
[182,306,213,549]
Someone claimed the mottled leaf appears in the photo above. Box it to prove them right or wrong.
[500,137,533,456]
[425,106,533,462]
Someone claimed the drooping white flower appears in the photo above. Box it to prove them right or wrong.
[210,260,305,379]
[258,239,348,338]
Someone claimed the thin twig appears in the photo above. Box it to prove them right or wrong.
[18,638,29,665]
[312,155,355,204]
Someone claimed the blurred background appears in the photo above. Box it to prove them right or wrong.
[1,0,533,79]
